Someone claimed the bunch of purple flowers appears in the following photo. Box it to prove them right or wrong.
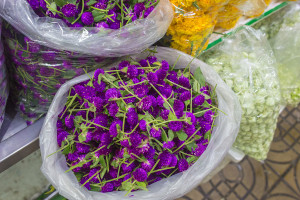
[56,52,218,193]
[2,22,116,124]
[27,0,157,29]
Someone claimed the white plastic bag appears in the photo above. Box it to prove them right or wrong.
[0,0,173,57]
[40,47,241,200]
[0,18,8,128]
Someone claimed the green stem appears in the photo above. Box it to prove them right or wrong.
[149,83,175,114]
[173,126,202,153]
[72,0,85,24]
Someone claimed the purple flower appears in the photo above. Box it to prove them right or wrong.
[57,130,69,147]
[193,144,207,156]
[144,146,155,159]
[150,127,161,138]
[105,88,121,100]
[80,176,91,190]
[127,65,138,79]
[147,72,158,84]
[109,20,121,29]
[184,124,196,136]
[180,91,191,102]
[163,141,175,149]
[138,139,150,153]
[120,139,130,148]
[118,60,130,70]
[67,151,79,162]
[109,120,122,137]
[93,69,105,82]
[65,115,75,129]
[71,22,83,28]
[95,21,109,29]
[147,56,157,65]
[161,60,169,71]
[170,154,178,167]
[141,159,155,172]
[139,59,148,67]
[138,96,152,111]
[94,114,108,128]
[107,10,117,23]
[95,144,111,156]
[134,3,145,16]
[133,84,149,98]
[40,0,47,10]
[28,0,40,10]
[157,95,165,107]
[174,100,184,112]
[200,122,212,134]
[130,133,142,147]
[178,159,189,172]
[61,4,77,17]
[203,110,214,123]
[76,143,90,154]
[133,168,148,182]
[185,112,196,126]
[124,94,136,104]
[179,76,191,89]
[89,168,100,183]
[156,69,167,83]
[122,161,136,173]
[81,12,94,25]
[127,108,138,126]
[158,152,172,168]
[160,109,170,120]
[139,120,147,131]
[108,102,119,117]
[100,132,112,145]
[193,95,205,107]
[94,2,107,9]
[102,182,114,193]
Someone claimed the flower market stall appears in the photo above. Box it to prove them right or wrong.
[0,0,299,200]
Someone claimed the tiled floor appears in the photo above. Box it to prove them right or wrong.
[179,104,300,200]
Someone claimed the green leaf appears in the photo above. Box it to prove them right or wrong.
[61,144,71,155]
[161,130,168,142]
[194,135,202,140]
[91,158,100,168]
[186,141,197,152]
[99,155,106,168]
[104,73,117,82]
[122,182,132,191]
[135,182,148,191]
[163,102,170,110]
[168,111,177,121]
[168,130,174,141]
[94,14,106,22]
[202,101,211,108]
[54,0,65,7]
[194,67,205,87]
[90,185,100,192]
[187,156,197,164]
[100,168,106,179]
[193,81,201,93]
[63,70,77,79]
[116,112,124,118]
[78,133,86,143]
[49,2,57,12]
[86,0,97,6]
[169,98,175,107]
[204,131,211,141]
[121,67,128,73]
[75,173,84,182]
[177,131,188,141]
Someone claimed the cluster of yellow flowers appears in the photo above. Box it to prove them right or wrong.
[166,0,276,56]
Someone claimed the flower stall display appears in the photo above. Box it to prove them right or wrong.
[253,2,300,106]
[0,0,173,123]
[0,19,8,129]
[200,27,281,160]
[40,47,241,200]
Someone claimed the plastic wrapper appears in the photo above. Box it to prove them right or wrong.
[40,47,241,200]
[2,23,118,123]
[161,0,228,56]
[215,0,266,30]
[0,19,8,128]
[200,27,281,160]
[0,0,173,57]
[253,2,300,106]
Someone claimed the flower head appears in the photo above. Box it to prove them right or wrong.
[108,102,119,117]
[138,96,152,111]
[141,159,155,172]
[160,109,170,120]
[133,168,148,182]
[127,108,138,126]
[163,141,175,149]
[76,143,90,154]
[193,95,205,107]
[150,127,161,138]
[81,12,94,25]
[61,4,77,17]
[147,72,158,84]
[139,120,147,131]
[180,91,191,102]
[178,159,189,172]
[105,88,121,100]
[65,115,75,129]
[102,182,114,193]
[127,65,139,79]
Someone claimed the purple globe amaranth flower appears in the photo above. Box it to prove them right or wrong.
[84,131,94,143]
[185,112,196,126]
[100,132,112,145]
[80,176,91,190]
[28,0,40,10]
[193,95,205,107]
[150,127,161,139]
[139,120,147,132]
[180,91,191,102]
[178,159,189,172]
[57,130,69,147]
[147,56,157,65]
[174,99,184,112]
[94,2,107,9]
[95,21,109,29]
[138,96,152,111]
[134,3,145,16]
[142,7,152,18]
[133,168,148,182]
[102,182,114,193]
[133,84,149,98]
[94,114,108,129]
[161,60,169,71]
[127,108,138,126]
[120,139,130,148]
[109,120,122,137]
[203,110,214,123]
[130,133,142,147]
[65,115,75,129]
[92,97,104,111]
[163,141,175,149]
[122,161,136,173]
[138,139,150,154]
[127,65,138,79]
[88,168,100,183]
[193,144,207,156]
[105,88,121,100]
[42,51,56,61]
[124,94,136,104]
[61,4,77,17]
[67,151,79,162]
[109,20,121,29]
[93,69,105,82]
[147,72,158,84]
[184,124,196,136]
[144,146,155,159]
[148,95,157,107]
[170,154,178,167]
[156,69,167,83]
[167,71,179,84]
[156,95,165,107]
[200,122,212,134]
[118,60,130,70]
[81,12,94,25]
[40,0,47,10]
[107,10,117,23]
[160,109,170,120]
[139,59,148,67]
[71,22,83,28]
[108,102,119,117]
[158,152,172,168]
[95,144,111,156]
[76,143,90,154]
[179,75,191,89]
[56,120,63,129]
[141,159,155,172]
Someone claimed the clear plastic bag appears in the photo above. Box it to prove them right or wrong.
[40,47,241,200]
[271,3,300,106]
[200,26,281,160]
[0,19,8,128]
[2,22,118,123]
[0,0,173,57]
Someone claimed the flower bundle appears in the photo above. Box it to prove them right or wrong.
[200,27,281,160]
[0,20,8,128]
[55,53,218,193]
[27,0,157,30]
[164,0,227,56]
[2,23,116,123]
